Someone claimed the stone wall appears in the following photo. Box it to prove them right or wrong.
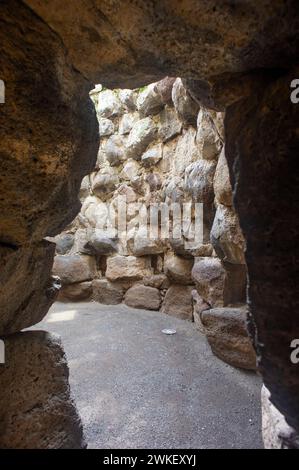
[52,78,256,371]
[2,0,298,448]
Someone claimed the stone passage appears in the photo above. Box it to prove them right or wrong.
[2,1,297,449]
[51,78,255,371]
[32,302,263,449]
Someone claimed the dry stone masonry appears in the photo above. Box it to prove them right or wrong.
[1,0,298,449]
[51,78,256,372]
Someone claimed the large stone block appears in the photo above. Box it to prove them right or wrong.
[158,105,182,142]
[141,143,162,167]
[120,159,140,182]
[52,254,97,285]
[129,232,164,257]
[98,117,114,137]
[261,385,299,449]
[136,83,164,116]
[91,171,119,199]
[81,195,113,229]
[143,274,169,289]
[191,257,226,307]
[173,128,198,175]
[213,147,233,206]
[54,233,75,255]
[184,159,216,203]
[169,237,214,258]
[92,278,124,304]
[211,204,246,265]
[105,134,126,166]
[0,2,99,247]
[97,89,122,118]
[196,109,222,160]
[0,241,59,336]
[155,77,176,105]
[79,175,91,200]
[118,89,137,111]
[164,253,193,285]
[119,112,139,135]
[106,255,152,282]
[164,176,185,203]
[0,331,85,449]
[58,281,92,302]
[124,284,161,310]
[145,172,162,192]
[84,229,117,255]
[192,289,210,334]
[161,285,194,320]
[172,78,199,126]
[70,228,91,255]
[126,117,157,160]
[201,306,256,370]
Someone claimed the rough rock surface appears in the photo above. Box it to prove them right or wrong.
[192,290,210,334]
[137,83,164,116]
[159,106,182,142]
[161,285,193,320]
[191,257,226,307]
[0,331,85,449]
[143,274,169,289]
[164,253,193,285]
[196,109,222,160]
[172,78,199,126]
[58,281,92,302]
[213,147,233,206]
[261,385,299,449]
[184,159,216,203]
[22,1,298,94]
[225,71,299,434]
[53,82,252,381]
[201,306,257,370]
[84,230,117,255]
[106,255,152,282]
[2,0,298,446]
[52,255,96,285]
[98,117,114,136]
[92,279,124,305]
[126,117,157,160]
[211,204,246,265]
[105,135,126,166]
[155,77,176,105]
[0,241,59,336]
[54,233,75,255]
[0,1,98,246]
[129,234,164,257]
[124,285,161,310]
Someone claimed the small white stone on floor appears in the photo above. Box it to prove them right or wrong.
[161,328,176,335]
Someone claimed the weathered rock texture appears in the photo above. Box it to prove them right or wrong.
[52,81,255,386]
[23,1,298,93]
[0,1,98,246]
[53,82,248,332]
[225,70,299,436]
[261,385,299,449]
[0,331,85,449]
[124,285,161,310]
[200,306,257,370]
[0,241,60,336]
[0,0,298,448]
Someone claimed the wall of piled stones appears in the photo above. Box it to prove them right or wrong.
[52,77,256,370]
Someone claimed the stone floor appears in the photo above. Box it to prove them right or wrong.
[32,301,263,449]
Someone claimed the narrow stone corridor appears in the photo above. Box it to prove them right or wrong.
[32,302,262,449]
